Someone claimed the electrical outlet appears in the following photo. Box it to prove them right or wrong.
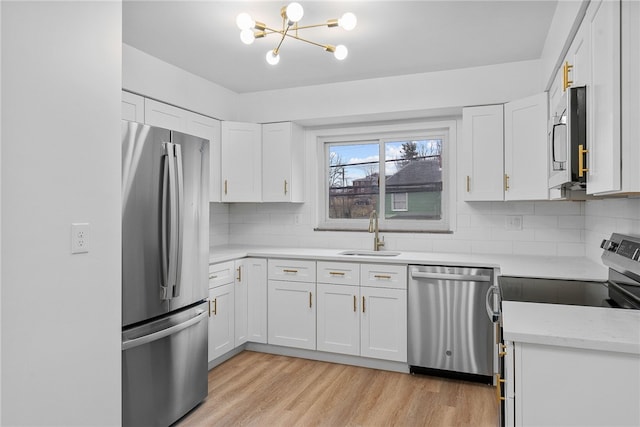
[505,215,523,231]
[71,223,90,254]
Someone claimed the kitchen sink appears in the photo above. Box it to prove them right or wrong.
[339,250,401,257]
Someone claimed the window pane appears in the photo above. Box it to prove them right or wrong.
[328,143,379,219]
[384,139,443,220]
[391,193,408,211]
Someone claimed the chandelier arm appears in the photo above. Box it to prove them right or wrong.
[289,22,337,31]
[273,23,291,54]
[283,33,330,49]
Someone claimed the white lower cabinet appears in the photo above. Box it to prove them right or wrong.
[360,286,407,362]
[316,262,407,362]
[208,283,234,361]
[246,258,268,344]
[506,341,640,426]
[317,282,360,356]
[268,279,316,350]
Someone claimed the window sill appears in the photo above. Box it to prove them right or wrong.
[313,227,453,234]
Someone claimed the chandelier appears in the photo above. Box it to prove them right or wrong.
[236,2,357,65]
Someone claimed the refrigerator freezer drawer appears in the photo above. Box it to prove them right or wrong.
[122,302,208,427]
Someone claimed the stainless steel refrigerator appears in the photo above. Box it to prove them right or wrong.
[121,120,209,426]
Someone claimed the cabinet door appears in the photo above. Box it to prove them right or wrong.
[262,122,304,202]
[504,92,549,201]
[221,121,262,202]
[246,258,268,344]
[360,287,407,362]
[144,98,188,132]
[267,280,315,350]
[566,23,591,89]
[234,260,248,347]
[122,91,144,122]
[586,0,621,194]
[208,283,235,362]
[186,113,222,202]
[317,283,360,356]
[461,104,505,201]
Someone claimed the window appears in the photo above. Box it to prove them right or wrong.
[319,123,452,232]
[391,193,408,211]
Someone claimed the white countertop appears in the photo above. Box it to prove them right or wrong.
[209,244,608,282]
[502,301,640,355]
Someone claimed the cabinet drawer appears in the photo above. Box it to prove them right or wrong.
[360,264,407,289]
[268,259,316,282]
[208,261,236,288]
[317,261,360,285]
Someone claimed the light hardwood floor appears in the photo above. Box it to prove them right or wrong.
[177,351,499,426]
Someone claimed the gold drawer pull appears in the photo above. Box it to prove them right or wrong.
[466,175,470,192]
[212,298,218,316]
[504,174,510,191]
[209,274,218,279]
[284,179,288,195]
[329,271,345,276]
[309,292,313,308]
[374,274,392,279]
[283,269,298,273]
[563,60,573,91]
[495,374,506,402]
[237,266,242,282]
[224,179,228,195]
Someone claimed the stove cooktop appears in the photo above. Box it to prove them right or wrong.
[498,276,613,308]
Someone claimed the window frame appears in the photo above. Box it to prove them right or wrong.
[314,120,457,233]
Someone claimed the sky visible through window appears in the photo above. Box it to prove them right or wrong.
[329,140,442,186]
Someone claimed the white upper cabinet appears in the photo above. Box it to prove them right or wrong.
[504,92,549,201]
[144,98,189,131]
[221,121,262,202]
[461,93,548,202]
[121,91,144,123]
[262,122,304,203]
[621,0,640,193]
[461,104,505,201]
[186,115,222,202]
[586,0,621,195]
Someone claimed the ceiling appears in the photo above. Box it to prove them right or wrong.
[123,0,558,94]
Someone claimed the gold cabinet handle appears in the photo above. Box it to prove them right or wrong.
[578,144,589,177]
[504,174,510,191]
[309,292,313,308]
[208,300,212,317]
[236,266,242,282]
[209,274,218,280]
[374,274,391,279]
[362,296,366,313]
[563,61,574,92]
[466,175,471,193]
[496,374,506,402]
[284,179,288,195]
[353,295,357,312]
[224,179,228,195]
[283,269,298,273]
[329,271,345,276]
[213,298,218,316]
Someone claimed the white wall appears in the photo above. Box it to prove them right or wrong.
[123,44,238,121]
[238,60,543,124]
[1,2,121,425]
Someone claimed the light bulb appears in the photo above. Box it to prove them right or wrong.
[266,50,280,65]
[240,29,255,45]
[338,12,357,31]
[286,2,304,23]
[334,45,348,60]
[236,13,254,30]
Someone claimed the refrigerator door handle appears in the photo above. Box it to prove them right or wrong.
[161,142,178,300]
[122,309,207,351]
[173,143,184,298]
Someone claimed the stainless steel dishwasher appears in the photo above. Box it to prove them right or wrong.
[408,265,494,383]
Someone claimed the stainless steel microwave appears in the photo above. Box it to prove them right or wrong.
[548,86,587,190]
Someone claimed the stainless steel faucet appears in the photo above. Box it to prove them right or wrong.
[368,210,385,251]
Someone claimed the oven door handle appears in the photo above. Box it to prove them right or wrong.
[485,285,500,323]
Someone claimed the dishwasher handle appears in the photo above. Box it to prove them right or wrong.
[410,270,492,282]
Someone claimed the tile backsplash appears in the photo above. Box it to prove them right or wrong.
[210,197,639,263]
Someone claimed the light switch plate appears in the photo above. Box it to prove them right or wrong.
[71,223,90,254]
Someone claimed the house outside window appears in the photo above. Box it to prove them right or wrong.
[319,121,453,232]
